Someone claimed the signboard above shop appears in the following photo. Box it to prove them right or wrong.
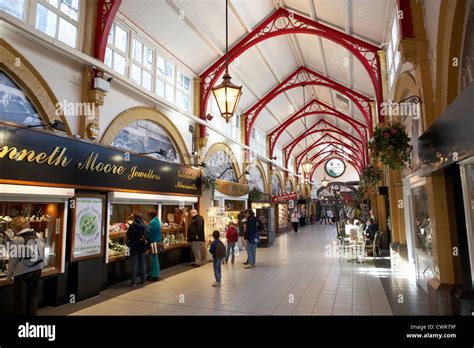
[0,122,201,196]
[272,192,298,203]
[215,179,249,197]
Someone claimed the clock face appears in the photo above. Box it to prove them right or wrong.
[325,159,346,178]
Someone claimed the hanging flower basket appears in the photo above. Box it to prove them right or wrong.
[360,164,383,187]
[355,185,368,204]
[369,123,412,170]
[202,175,217,201]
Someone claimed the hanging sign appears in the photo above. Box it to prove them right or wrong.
[272,192,298,203]
[215,179,249,197]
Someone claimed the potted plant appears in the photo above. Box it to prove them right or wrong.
[369,123,412,170]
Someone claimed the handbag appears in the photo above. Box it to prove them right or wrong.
[149,241,164,254]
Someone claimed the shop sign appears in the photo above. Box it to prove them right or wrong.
[71,196,104,261]
[272,192,298,203]
[250,192,272,202]
[215,179,249,197]
[0,123,201,195]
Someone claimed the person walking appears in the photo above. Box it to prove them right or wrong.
[209,230,226,287]
[145,210,162,281]
[7,216,45,316]
[290,210,300,233]
[187,209,205,267]
[224,221,238,264]
[320,207,327,224]
[244,209,258,269]
[126,213,147,287]
[327,209,334,224]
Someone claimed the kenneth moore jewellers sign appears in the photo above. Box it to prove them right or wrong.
[0,123,201,195]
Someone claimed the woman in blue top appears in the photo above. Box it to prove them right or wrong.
[146,210,162,281]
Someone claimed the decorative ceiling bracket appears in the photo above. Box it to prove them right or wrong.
[94,0,122,61]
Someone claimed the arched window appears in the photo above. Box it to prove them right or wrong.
[249,164,265,192]
[461,2,474,91]
[205,150,236,182]
[271,174,282,195]
[111,119,181,163]
[0,71,43,127]
[285,179,293,193]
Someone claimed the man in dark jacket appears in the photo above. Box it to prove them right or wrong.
[244,209,258,269]
[126,214,147,286]
[187,209,205,266]
[364,218,378,244]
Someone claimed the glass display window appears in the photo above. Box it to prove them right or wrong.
[107,202,193,262]
[0,201,64,283]
[160,204,192,249]
[411,185,432,256]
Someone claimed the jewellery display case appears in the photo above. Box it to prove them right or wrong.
[107,203,192,261]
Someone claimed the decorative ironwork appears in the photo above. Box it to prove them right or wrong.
[94,0,122,61]
[268,97,367,158]
[199,8,382,135]
[283,120,366,167]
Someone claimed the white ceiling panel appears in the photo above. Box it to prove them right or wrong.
[352,0,391,44]
[313,0,347,30]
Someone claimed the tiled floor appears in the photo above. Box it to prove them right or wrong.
[41,224,429,316]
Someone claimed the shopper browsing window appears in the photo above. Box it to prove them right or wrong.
[187,209,205,267]
[145,210,162,282]
[126,213,147,287]
[209,230,226,287]
[7,216,45,316]
[290,210,300,233]
[327,209,334,224]
[224,221,239,264]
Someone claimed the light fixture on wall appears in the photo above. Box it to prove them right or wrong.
[300,84,313,175]
[211,0,242,123]
[236,170,250,183]
[218,166,233,179]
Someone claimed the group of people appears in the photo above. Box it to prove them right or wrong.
[126,210,163,286]
[344,217,379,245]
[320,208,335,225]
[209,209,260,287]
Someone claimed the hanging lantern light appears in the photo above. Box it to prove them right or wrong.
[211,0,242,123]
[302,158,313,175]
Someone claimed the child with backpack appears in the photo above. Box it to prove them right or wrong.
[209,230,226,287]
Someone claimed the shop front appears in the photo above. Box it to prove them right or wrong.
[250,193,275,247]
[417,81,474,313]
[272,192,298,235]
[0,121,200,313]
[202,179,249,252]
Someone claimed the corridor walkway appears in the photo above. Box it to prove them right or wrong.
[41,224,429,316]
